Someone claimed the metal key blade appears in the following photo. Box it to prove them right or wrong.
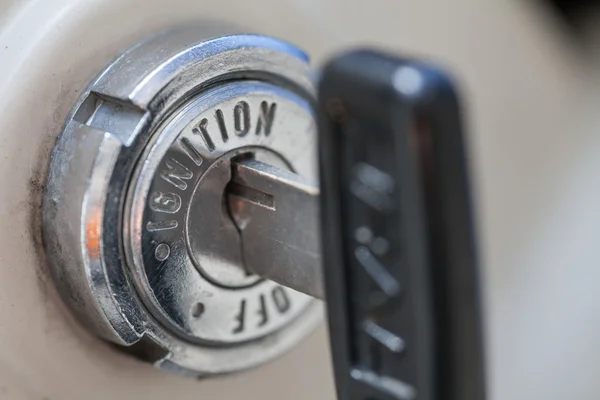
[318,50,486,400]
[227,158,324,299]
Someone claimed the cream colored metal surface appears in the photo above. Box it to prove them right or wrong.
[0,0,599,399]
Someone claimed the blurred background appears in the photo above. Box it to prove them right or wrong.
[1,0,600,399]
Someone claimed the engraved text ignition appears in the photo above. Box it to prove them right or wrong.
[192,101,277,152]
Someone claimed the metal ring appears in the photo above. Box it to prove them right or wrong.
[43,27,322,375]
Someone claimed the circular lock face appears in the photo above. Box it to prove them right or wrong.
[125,81,317,344]
[43,28,323,375]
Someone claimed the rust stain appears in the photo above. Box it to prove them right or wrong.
[86,208,102,259]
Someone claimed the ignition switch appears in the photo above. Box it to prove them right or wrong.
[44,29,322,375]
[43,27,485,399]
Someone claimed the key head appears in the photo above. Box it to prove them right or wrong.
[318,50,486,400]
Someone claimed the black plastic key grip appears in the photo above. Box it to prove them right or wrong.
[317,50,486,400]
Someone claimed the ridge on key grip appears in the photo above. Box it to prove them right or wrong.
[317,50,486,400]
